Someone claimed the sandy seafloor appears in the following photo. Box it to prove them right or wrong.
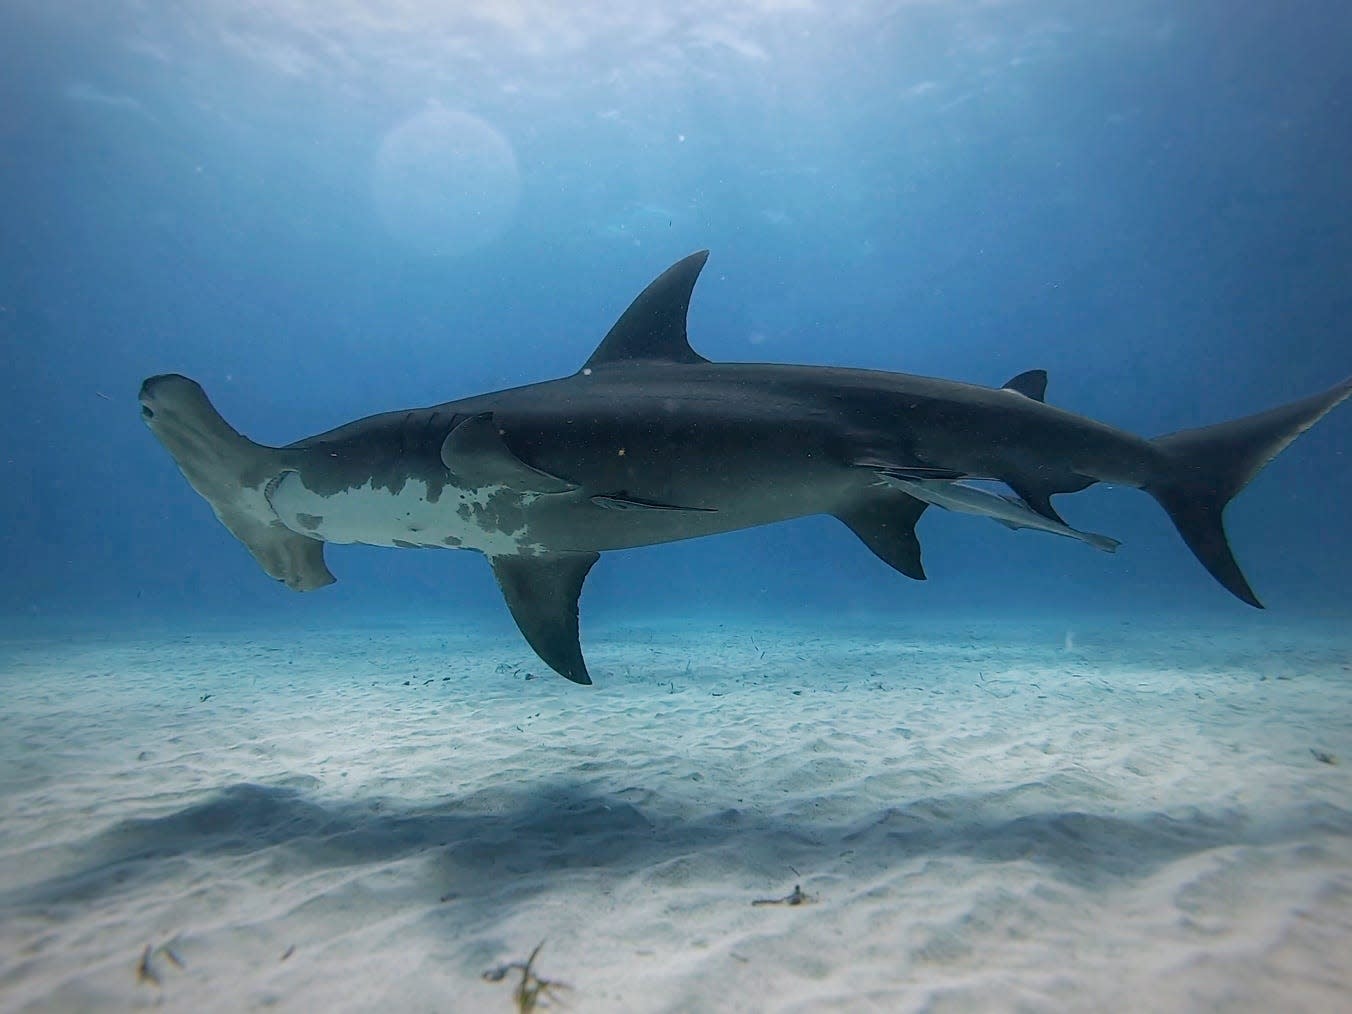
[1,614,1350,1013]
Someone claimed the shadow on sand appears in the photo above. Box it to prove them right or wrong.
[10,779,1352,924]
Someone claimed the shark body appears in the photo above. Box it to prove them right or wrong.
[140,251,1352,683]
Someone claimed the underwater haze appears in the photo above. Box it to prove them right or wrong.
[3,1,1352,1011]
[2,0,1350,628]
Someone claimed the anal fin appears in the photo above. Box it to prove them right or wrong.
[1006,474,1096,526]
[489,552,599,684]
[1007,482,1068,526]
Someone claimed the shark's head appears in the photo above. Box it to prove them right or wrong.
[139,373,238,469]
[138,373,336,592]
[138,373,265,495]
[139,373,212,430]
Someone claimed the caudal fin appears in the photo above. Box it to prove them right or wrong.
[1147,375,1352,607]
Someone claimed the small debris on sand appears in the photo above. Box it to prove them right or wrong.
[136,942,187,985]
[752,884,814,907]
[482,941,569,1013]
[136,945,159,987]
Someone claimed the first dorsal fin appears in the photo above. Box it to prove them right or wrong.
[1002,369,1048,402]
[581,251,711,370]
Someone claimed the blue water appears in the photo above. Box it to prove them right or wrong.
[3,0,1350,636]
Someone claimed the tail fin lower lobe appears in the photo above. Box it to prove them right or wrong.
[1147,375,1352,607]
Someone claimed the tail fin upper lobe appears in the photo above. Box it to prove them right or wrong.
[1148,375,1352,607]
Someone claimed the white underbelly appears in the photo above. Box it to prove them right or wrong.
[264,471,546,556]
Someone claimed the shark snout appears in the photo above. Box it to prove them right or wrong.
[138,383,162,427]
[139,374,204,425]
[139,375,168,421]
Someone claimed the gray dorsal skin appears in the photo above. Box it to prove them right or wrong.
[1002,369,1048,401]
[139,251,1352,683]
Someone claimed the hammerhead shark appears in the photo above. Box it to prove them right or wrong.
[140,251,1351,683]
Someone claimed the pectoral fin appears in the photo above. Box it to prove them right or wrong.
[489,552,599,684]
[441,414,575,493]
[233,517,335,591]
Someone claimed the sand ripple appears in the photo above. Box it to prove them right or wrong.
[1,617,1349,1011]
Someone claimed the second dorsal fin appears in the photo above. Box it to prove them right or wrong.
[581,251,711,370]
[1002,369,1048,401]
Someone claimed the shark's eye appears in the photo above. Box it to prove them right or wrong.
[141,405,155,420]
